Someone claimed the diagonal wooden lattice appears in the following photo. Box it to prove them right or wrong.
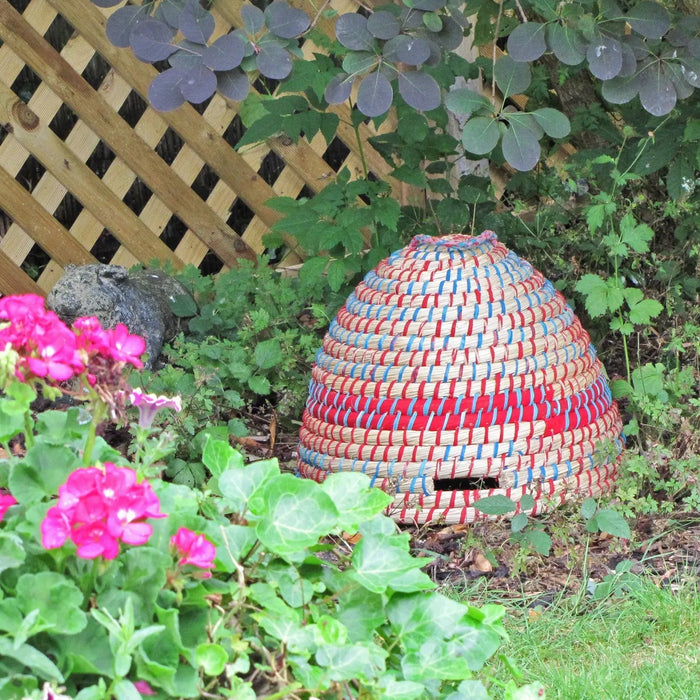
[0,0,406,296]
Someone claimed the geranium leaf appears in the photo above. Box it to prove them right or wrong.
[507,22,547,62]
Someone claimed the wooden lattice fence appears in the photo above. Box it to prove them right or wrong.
[0,0,407,297]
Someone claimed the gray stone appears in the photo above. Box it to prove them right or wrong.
[47,264,194,367]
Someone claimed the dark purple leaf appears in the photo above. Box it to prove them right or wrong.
[367,11,400,40]
[531,108,570,138]
[257,42,293,80]
[400,8,424,30]
[130,19,178,63]
[154,0,183,29]
[202,33,246,71]
[324,73,354,104]
[91,0,122,7]
[169,42,205,71]
[264,1,310,39]
[639,64,676,115]
[600,73,640,104]
[217,69,250,101]
[335,14,374,51]
[391,36,432,66]
[180,63,218,104]
[619,42,637,77]
[666,62,694,99]
[546,23,586,65]
[626,1,670,40]
[494,55,531,95]
[148,67,187,112]
[501,121,541,171]
[680,57,700,88]
[397,70,440,111]
[430,16,464,51]
[342,52,377,76]
[586,36,623,80]
[180,0,216,43]
[411,0,447,10]
[507,112,543,139]
[242,5,265,35]
[621,34,648,60]
[460,116,500,154]
[507,22,547,62]
[687,37,700,59]
[105,6,149,48]
[356,71,393,117]
[444,88,492,116]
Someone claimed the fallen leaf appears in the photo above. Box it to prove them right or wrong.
[474,551,493,572]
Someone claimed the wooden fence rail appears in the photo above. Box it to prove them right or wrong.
[0,0,402,296]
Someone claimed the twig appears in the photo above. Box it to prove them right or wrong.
[492,0,504,99]
[514,0,528,23]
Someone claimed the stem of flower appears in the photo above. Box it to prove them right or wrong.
[23,409,34,450]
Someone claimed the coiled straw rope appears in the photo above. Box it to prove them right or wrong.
[298,232,624,524]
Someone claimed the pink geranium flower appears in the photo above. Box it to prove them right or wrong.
[129,387,182,428]
[170,527,216,577]
[133,680,156,696]
[107,324,146,369]
[0,494,17,522]
[0,295,84,384]
[41,463,166,561]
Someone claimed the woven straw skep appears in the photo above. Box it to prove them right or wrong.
[298,232,625,524]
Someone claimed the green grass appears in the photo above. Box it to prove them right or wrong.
[456,577,700,699]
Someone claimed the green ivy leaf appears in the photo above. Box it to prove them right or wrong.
[218,455,279,513]
[352,534,434,593]
[320,472,392,532]
[256,474,339,557]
